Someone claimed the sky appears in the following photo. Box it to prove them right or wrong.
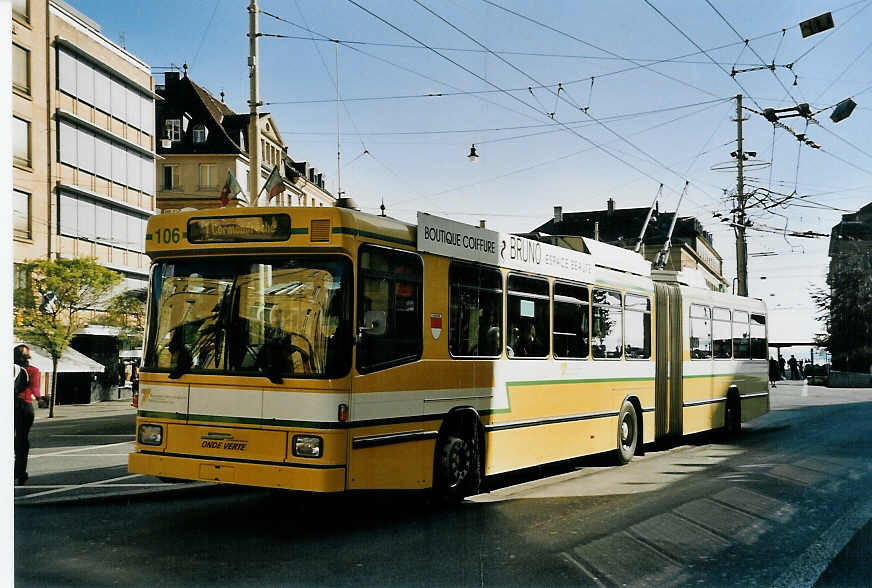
[66,0,872,347]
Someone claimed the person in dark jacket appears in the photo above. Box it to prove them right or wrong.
[788,355,800,380]
[14,344,35,485]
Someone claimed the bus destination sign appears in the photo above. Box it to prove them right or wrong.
[187,214,292,243]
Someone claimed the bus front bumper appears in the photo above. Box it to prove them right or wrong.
[128,452,347,492]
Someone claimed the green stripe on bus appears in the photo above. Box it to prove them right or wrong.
[508,376,655,387]
[682,373,766,379]
[290,227,308,235]
[331,226,416,247]
[138,410,185,420]
[188,413,346,429]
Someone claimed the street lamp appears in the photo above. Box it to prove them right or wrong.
[830,98,857,123]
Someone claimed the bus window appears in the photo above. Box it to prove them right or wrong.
[553,282,589,359]
[592,288,622,359]
[357,246,422,373]
[733,310,750,359]
[712,307,732,359]
[690,304,712,359]
[750,314,767,359]
[449,263,502,357]
[624,294,651,359]
[143,256,352,380]
[506,275,549,358]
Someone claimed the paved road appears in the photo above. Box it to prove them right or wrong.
[13,382,872,586]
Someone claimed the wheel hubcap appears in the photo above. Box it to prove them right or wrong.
[621,415,634,449]
[446,439,470,487]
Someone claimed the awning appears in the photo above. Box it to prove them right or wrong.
[16,342,105,373]
[119,349,143,359]
[76,324,122,337]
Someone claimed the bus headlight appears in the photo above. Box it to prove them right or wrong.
[293,435,323,458]
[138,424,163,446]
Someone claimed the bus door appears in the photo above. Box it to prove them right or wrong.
[349,245,429,490]
[654,282,683,439]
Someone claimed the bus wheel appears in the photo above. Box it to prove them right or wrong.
[616,400,638,465]
[724,394,741,437]
[436,432,481,502]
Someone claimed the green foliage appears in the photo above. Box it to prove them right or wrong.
[14,257,123,361]
[815,252,872,371]
[103,290,147,349]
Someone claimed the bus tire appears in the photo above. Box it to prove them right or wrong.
[724,392,741,437]
[435,431,481,503]
[616,399,639,465]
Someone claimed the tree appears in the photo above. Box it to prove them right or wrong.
[14,257,122,418]
[104,288,147,350]
[813,251,872,371]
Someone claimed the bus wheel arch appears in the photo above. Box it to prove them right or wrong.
[628,395,644,456]
[725,386,741,436]
[433,407,484,502]
[616,396,641,465]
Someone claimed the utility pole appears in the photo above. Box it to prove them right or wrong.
[335,43,342,200]
[734,94,749,297]
[248,0,261,206]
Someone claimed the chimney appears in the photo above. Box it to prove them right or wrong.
[165,71,180,84]
[479,220,487,229]
[553,206,563,223]
[607,198,615,216]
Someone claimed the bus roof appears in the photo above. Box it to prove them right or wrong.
[145,207,652,279]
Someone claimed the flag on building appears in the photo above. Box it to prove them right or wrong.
[263,164,285,202]
[219,170,244,206]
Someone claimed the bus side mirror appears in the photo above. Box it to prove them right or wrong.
[358,310,386,337]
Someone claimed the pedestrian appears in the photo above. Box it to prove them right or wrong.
[768,357,778,387]
[778,356,786,380]
[788,355,799,380]
[14,344,35,485]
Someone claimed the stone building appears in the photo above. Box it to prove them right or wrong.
[825,201,872,373]
[12,0,157,402]
[154,71,334,212]
[531,199,728,291]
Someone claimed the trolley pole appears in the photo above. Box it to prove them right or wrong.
[248,0,261,206]
[735,94,749,297]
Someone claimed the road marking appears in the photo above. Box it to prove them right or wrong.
[557,552,607,587]
[33,453,133,457]
[15,474,143,499]
[772,496,872,588]
[51,434,135,438]
[17,483,184,489]
[32,440,134,458]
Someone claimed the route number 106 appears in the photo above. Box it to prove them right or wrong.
[153,228,181,244]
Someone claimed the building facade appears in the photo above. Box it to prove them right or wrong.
[12,0,157,402]
[531,199,728,291]
[826,201,872,372]
[12,0,156,292]
[155,71,333,212]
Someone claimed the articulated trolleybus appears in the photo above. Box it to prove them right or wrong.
[129,206,769,500]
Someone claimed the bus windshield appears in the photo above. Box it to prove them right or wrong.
[143,256,352,381]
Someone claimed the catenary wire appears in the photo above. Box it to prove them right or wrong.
[346,0,695,204]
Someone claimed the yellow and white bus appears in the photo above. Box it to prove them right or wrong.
[128,206,769,500]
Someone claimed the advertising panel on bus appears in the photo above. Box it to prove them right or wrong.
[416,212,595,282]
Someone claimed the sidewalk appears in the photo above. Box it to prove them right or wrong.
[33,398,136,422]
